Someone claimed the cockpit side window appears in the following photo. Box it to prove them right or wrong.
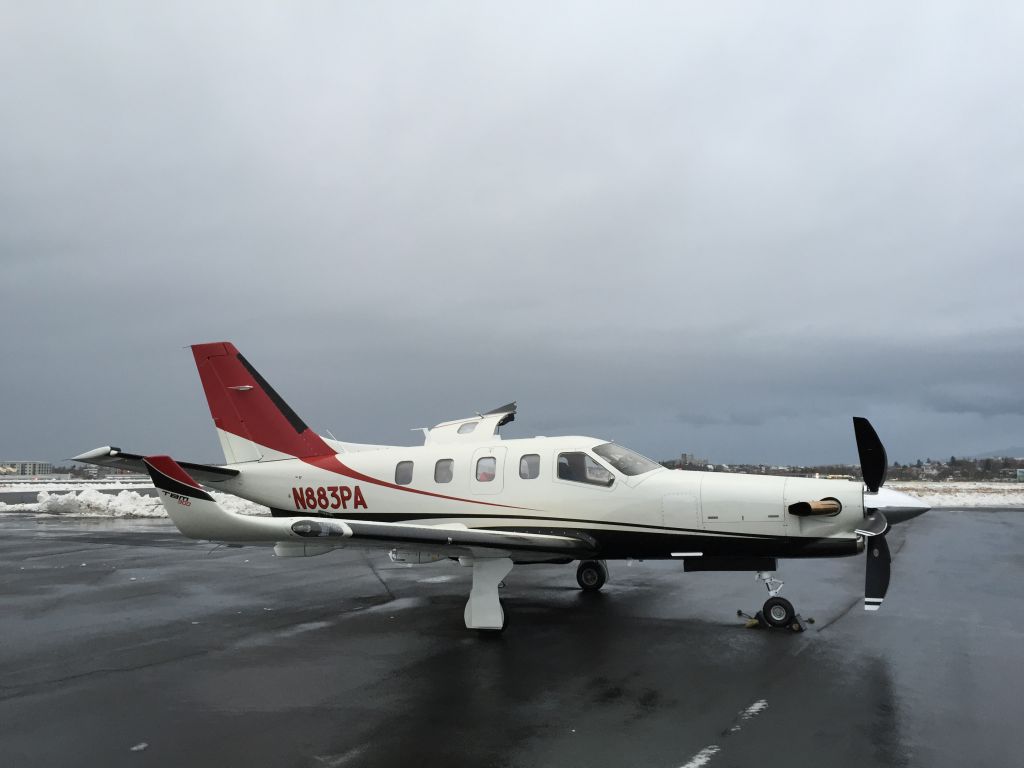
[556,452,614,487]
[457,422,477,434]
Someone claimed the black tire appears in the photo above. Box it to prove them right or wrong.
[762,596,795,628]
[576,560,607,591]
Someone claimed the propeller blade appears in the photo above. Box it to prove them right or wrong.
[864,534,891,611]
[853,417,888,493]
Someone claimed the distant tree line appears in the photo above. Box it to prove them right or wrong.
[661,455,1024,482]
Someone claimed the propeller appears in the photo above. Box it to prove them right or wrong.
[853,417,891,611]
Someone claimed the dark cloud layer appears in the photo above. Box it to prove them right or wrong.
[2,3,1022,466]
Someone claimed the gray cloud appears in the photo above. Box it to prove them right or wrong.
[2,3,1023,467]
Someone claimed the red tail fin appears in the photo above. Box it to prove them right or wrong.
[191,342,331,462]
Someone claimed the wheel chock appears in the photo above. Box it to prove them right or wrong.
[738,609,811,632]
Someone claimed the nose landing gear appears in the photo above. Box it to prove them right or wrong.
[751,571,806,631]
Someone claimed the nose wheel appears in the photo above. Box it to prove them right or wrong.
[762,596,796,627]
[755,571,802,630]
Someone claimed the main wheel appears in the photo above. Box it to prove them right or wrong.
[762,596,795,628]
[576,560,607,591]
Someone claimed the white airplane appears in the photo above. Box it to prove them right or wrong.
[75,342,929,632]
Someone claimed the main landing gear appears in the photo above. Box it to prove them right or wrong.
[576,560,609,592]
[462,556,513,632]
[753,571,804,631]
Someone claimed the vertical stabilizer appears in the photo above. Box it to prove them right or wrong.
[190,342,332,463]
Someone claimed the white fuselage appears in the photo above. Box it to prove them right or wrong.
[207,434,865,561]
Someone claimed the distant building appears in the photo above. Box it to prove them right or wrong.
[1018,469,1024,483]
[0,461,54,476]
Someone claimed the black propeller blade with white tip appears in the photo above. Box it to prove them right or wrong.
[864,535,892,611]
[853,417,892,610]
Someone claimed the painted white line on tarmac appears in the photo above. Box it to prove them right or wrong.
[678,745,720,768]
[728,698,768,733]
[678,698,769,767]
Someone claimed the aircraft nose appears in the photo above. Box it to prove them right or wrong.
[867,487,931,524]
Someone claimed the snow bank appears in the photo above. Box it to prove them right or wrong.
[0,488,270,518]
[888,481,1024,508]
[38,488,165,517]
[0,481,151,493]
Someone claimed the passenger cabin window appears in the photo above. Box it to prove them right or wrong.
[519,454,540,479]
[476,456,497,482]
[434,459,454,484]
[557,452,614,487]
[457,422,477,434]
[395,461,413,485]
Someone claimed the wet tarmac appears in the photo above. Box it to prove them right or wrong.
[0,508,1021,767]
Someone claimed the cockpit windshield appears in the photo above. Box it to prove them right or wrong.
[592,443,661,476]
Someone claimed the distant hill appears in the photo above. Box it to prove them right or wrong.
[972,448,1024,459]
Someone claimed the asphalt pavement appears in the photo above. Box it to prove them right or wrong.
[0,508,1021,767]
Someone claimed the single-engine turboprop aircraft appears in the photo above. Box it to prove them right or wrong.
[75,342,929,632]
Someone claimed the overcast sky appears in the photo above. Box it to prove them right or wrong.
[2,2,1023,467]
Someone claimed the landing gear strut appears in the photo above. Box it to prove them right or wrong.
[756,571,796,628]
[463,557,513,632]
[576,560,608,592]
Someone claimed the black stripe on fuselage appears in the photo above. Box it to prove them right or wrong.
[273,508,785,539]
[496,526,856,559]
[267,508,859,559]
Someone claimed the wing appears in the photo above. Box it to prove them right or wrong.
[142,455,593,560]
[74,446,238,485]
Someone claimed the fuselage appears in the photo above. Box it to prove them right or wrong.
[207,435,865,561]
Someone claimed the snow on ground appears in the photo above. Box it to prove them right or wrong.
[0,481,152,493]
[887,481,1024,508]
[0,487,270,518]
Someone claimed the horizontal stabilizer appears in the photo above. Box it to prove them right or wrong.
[73,446,237,484]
